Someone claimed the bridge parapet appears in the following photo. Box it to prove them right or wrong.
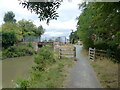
[38,42,53,45]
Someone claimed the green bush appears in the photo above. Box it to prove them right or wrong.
[26,42,33,48]
[114,48,120,63]
[2,31,17,49]
[107,43,120,63]
[15,79,30,88]
[7,46,18,52]
[14,45,74,88]
[94,40,108,50]
[2,45,35,59]
[33,45,55,71]
[94,41,120,63]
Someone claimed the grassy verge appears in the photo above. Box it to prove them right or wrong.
[81,49,118,88]
[29,57,73,88]
[15,45,74,88]
[2,42,35,59]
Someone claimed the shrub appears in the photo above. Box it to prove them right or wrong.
[33,45,55,71]
[26,42,33,48]
[2,31,17,49]
[15,79,30,88]
[94,40,108,50]
[2,45,35,59]
[94,40,120,63]
[7,46,18,52]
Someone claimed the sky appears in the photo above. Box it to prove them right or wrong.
[0,0,83,40]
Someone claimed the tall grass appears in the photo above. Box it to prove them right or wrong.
[15,45,74,88]
[81,48,118,88]
[91,58,118,88]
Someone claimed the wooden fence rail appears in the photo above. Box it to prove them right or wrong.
[95,49,107,58]
[58,46,76,59]
[89,47,115,61]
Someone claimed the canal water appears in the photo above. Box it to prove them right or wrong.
[2,56,35,88]
[0,60,2,89]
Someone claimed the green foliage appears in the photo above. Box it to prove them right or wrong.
[26,42,33,48]
[36,25,45,36]
[2,22,23,41]
[77,2,120,62]
[55,37,62,42]
[33,45,55,71]
[3,11,16,23]
[94,40,108,50]
[0,26,2,31]
[2,31,17,49]
[13,45,74,88]
[18,19,44,37]
[48,39,54,42]
[30,57,73,88]
[19,1,62,24]
[114,31,120,44]
[69,30,79,44]
[76,3,95,49]
[2,11,45,49]
[15,79,30,88]
[2,45,35,59]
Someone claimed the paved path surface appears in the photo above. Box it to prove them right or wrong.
[67,45,101,88]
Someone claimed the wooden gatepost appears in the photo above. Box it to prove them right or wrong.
[58,48,62,59]
[74,47,76,58]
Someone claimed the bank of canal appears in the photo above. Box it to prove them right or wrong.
[2,56,35,88]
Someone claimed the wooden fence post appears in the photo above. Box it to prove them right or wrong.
[59,48,61,59]
[74,47,76,58]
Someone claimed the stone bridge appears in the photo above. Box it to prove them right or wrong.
[26,42,53,51]
[18,41,65,51]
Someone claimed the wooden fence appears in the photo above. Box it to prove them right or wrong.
[89,47,114,61]
[95,49,107,58]
[58,47,76,59]
[54,45,76,59]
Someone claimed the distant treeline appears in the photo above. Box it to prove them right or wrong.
[1,11,45,49]
[1,11,45,59]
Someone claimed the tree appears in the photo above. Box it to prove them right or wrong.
[19,0,62,24]
[2,22,23,41]
[69,30,79,44]
[77,2,120,49]
[55,37,62,42]
[48,39,54,42]
[77,2,95,49]
[35,25,45,36]
[2,30,17,49]
[3,11,16,23]
[76,2,120,62]
[18,19,44,37]
[18,19,36,37]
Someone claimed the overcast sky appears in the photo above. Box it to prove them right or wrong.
[0,0,82,39]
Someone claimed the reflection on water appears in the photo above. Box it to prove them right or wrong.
[2,56,35,88]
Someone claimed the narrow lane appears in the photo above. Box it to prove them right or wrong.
[67,45,101,88]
